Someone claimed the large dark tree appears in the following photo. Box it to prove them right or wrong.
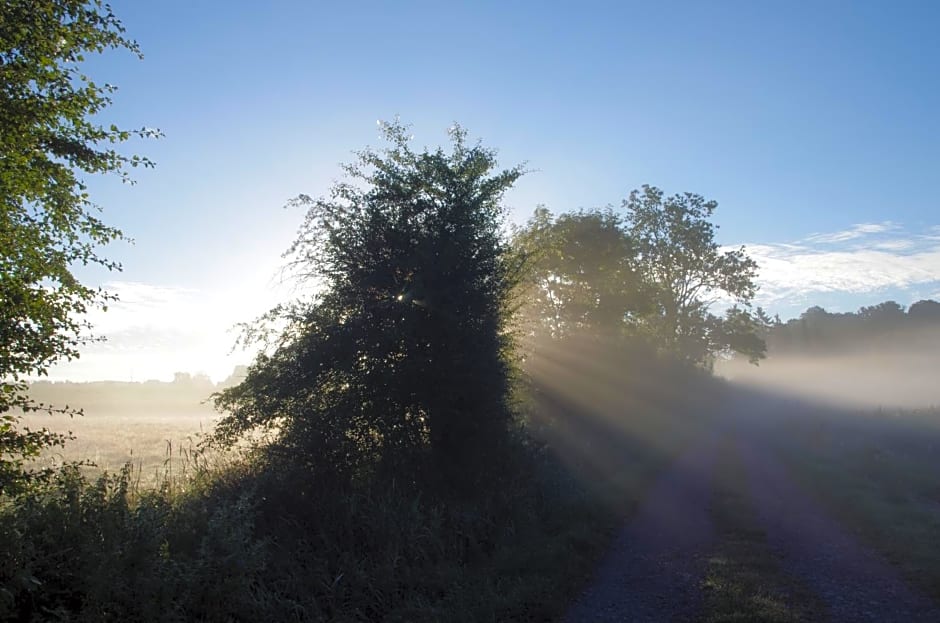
[0,0,156,493]
[213,122,524,492]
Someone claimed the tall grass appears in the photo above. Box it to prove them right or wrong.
[0,431,622,622]
[774,406,940,602]
[3,361,720,621]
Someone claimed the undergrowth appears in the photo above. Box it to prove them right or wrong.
[1,362,721,621]
[0,439,616,622]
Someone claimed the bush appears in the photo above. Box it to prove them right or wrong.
[214,122,526,496]
[0,434,617,622]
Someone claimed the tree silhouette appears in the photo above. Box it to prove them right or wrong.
[858,300,905,326]
[514,187,765,366]
[763,299,940,356]
[513,207,649,339]
[213,122,524,492]
[910,299,940,323]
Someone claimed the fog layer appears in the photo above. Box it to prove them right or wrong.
[717,326,940,409]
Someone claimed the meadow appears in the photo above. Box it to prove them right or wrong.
[21,408,219,485]
[686,390,940,621]
[777,405,940,602]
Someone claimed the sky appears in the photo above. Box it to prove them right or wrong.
[52,0,940,382]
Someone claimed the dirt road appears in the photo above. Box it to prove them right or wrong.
[564,433,718,622]
[565,401,939,622]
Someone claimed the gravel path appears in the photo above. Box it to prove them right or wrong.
[736,417,940,622]
[564,433,718,622]
[564,392,940,622]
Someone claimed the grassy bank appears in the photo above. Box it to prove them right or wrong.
[2,442,614,622]
[775,407,940,602]
[2,419,691,622]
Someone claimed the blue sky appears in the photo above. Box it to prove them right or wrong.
[58,0,940,381]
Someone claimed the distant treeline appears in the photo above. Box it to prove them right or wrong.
[26,368,247,414]
[763,299,940,356]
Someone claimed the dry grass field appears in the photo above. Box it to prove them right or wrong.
[24,410,218,480]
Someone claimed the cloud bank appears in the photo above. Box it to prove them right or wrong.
[739,222,940,312]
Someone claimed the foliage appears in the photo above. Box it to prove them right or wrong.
[0,0,157,493]
[514,186,765,366]
[513,207,649,339]
[908,299,940,322]
[622,185,763,365]
[213,122,525,492]
[2,356,724,622]
[759,298,940,356]
[705,305,767,365]
[0,443,616,622]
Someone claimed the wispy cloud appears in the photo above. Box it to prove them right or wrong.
[869,239,915,251]
[738,222,940,310]
[802,221,898,244]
